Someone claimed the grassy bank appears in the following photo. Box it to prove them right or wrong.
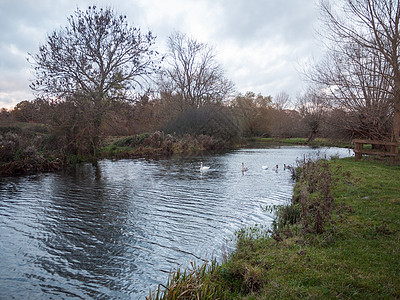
[101,131,237,159]
[148,158,400,299]
[0,124,238,176]
[250,137,353,148]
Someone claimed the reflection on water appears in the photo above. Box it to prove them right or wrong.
[0,146,352,299]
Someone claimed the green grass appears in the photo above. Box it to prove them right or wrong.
[149,158,400,299]
[250,137,352,148]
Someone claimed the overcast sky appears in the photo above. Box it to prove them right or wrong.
[0,0,323,109]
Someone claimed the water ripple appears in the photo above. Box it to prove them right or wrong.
[0,146,351,299]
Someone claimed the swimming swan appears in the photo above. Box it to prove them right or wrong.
[200,162,210,172]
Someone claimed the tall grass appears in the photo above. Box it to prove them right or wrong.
[147,260,224,300]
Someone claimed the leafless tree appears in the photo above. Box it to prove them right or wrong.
[159,32,235,111]
[297,90,327,142]
[272,92,291,138]
[29,6,160,154]
[231,92,272,136]
[311,43,393,140]
[273,92,291,110]
[317,0,400,142]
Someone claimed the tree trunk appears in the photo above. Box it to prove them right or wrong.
[392,103,400,143]
[91,116,102,157]
[307,131,317,143]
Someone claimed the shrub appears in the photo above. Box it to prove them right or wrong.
[164,105,241,143]
[197,134,213,150]
[0,133,21,162]
[274,203,302,229]
[144,131,164,148]
[113,136,134,147]
[294,159,336,234]
[131,133,151,147]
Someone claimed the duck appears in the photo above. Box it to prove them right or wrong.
[242,162,249,172]
[200,161,210,172]
[273,164,279,172]
[285,164,294,172]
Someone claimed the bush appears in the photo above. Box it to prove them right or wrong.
[113,136,134,147]
[0,126,22,135]
[0,124,66,176]
[275,203,302,229]
[143,131,164,148]
[164,105,241,143]
[131,133,151,147]
[293,159,336,234]
[0,133,21,162]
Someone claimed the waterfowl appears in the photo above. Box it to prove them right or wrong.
[200,161,210,172]
[242,162,249,172]
[273,164,279,172]
[285,164,294,172]
[262,165,268,170]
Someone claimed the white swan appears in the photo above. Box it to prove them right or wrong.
[262,165,268,170]
[200,161,210,172]
[242,162,249,172]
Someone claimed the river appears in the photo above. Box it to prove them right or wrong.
[0,145,352,299]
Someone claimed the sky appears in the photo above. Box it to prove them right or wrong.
[0,0,324,109]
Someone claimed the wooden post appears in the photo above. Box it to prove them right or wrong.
[354,141,362,161]
[353,139,399,164]
[391,143,399,165]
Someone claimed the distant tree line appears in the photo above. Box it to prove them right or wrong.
[3,88,359,146]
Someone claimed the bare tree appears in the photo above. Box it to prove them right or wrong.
[231,92,272,136]
[318,0,400,142]
[273,92,291,110]
[159,32,235,111]
[311,43,393,140]
[29,6,160,154]
[272,92,291,138]
[297,90,326,142]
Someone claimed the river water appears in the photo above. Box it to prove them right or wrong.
[0,146,352,299]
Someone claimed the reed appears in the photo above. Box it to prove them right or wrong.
[147,260,224,300]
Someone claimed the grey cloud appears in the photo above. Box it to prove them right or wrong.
[212,0,318,45]
[0,0,321,108]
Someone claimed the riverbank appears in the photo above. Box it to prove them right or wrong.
[100,131,239,159]
[249,137,353,148]
[1,120,352,177]
[148,158,400,299]
[0,122,65,176]
[0,124,239,176]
